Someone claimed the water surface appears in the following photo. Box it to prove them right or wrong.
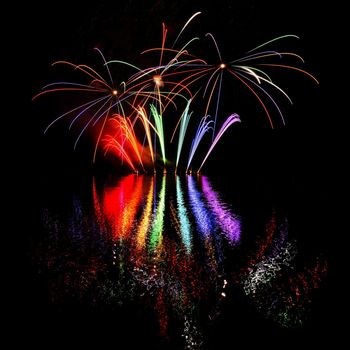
[36,174,328,348]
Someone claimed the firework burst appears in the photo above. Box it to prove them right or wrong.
[34,12,318,173]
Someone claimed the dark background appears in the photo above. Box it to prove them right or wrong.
[12,0,341,347]
[25,0,332,184]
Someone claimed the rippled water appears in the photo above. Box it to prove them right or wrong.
[36,174,328,348]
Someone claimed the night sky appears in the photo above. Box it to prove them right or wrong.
[27,0,328,174]
[26,0,332,237]
[12,0,342,347]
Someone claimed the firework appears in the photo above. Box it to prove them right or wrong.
[34,13,318,173]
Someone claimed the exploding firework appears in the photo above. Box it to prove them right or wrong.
[33,12,318,173]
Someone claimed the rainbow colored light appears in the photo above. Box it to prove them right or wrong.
[33,12,318,173]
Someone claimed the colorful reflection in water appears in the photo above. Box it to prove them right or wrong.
[94,174,237,343]
[201,176,241,245]
[176,176,192,254]
[235,213,328,328]
[40,174,328,348]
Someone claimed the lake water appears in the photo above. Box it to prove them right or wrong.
[32,173,329,348]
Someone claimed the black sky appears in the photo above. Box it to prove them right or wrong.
[9,0,342,346]
[26,0,328,172]
[24,0,333,238]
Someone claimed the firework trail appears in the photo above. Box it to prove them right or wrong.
[187,116,213,172]
[34,12,318,173]
[198,113,241,172]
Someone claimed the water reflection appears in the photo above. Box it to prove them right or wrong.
[236,213,328,328]
[201,176,241,244]
[149,175,166,252]
[136,177,154,251]
[40,174,328,347]
[176,176,192,253]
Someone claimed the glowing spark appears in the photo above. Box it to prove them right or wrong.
[153,75,164,87]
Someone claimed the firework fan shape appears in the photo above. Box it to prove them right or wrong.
[33,12,318,173]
